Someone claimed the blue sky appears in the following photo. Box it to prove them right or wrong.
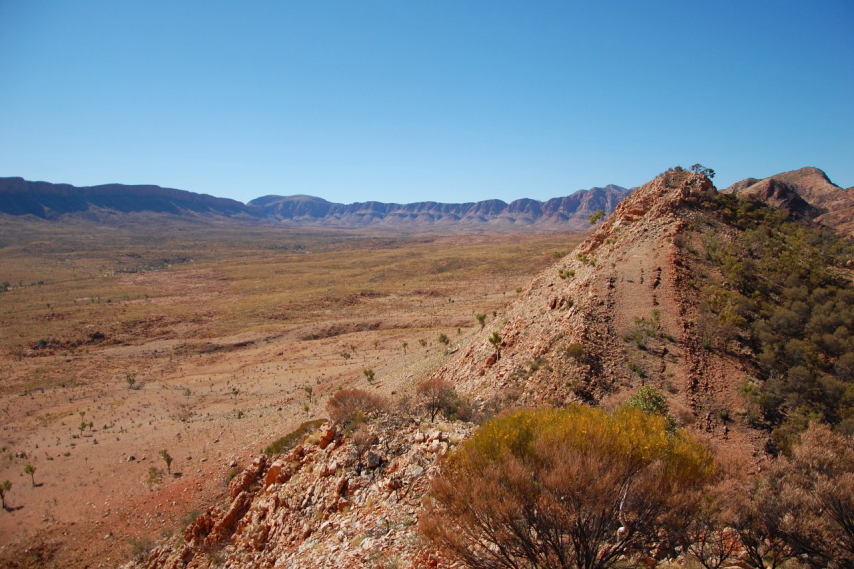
[1,1,852,205]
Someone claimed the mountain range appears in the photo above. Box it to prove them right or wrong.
[247,186,630,229]
[2,167,851,234]
[0,176,630,230]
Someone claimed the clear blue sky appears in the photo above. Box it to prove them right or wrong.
[1,1,852,205]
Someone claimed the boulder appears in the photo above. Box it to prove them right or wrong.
[318,423,337,449]
[264,461,284,489]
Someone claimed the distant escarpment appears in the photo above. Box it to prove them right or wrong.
[723,166,854,234]
[0,177,253,220]
[1,176,631,230]
[249,185,632,230]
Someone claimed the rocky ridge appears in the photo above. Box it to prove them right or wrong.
[136,417,470,568]
[0,177,251,219]
[430,169,766,456]
[723,166,854,234]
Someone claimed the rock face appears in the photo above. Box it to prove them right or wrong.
[723,166,854,234]
[249,185,633,230]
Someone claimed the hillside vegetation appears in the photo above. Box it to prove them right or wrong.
[684,186,854,450]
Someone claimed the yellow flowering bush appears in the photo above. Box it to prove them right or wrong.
[421,404,714,568]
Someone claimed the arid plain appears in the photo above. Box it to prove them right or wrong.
[0,216,584,567]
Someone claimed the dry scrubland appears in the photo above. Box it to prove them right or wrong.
[0,215,584,567]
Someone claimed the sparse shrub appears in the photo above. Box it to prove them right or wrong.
[625,386,677,433]
[589,209,605,224]
[488,331,501,350]
[351,425,378,469]
[263,419,327,455]
[363,368,376,384]
[563,342,585,360]
[416,377,459,422]
[125,372,138,390]
[146,467,163,487]
[421,406,714,568]
[627,361,646,378]
[23,463,36,486]
[624,312,659,349]
[159,449,173,474]
[0,480,11,510]
[438,333,449,346]
[475,313,486,330]
[576,252,596,266]
[180,509,201,532]
[130,537,154,561]
[326,388,387,425]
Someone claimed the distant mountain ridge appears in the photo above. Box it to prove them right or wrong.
[0,177,250,219]
[248,185,631,230]
[0,176,632,230]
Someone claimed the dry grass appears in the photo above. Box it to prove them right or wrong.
[1,218,582,356]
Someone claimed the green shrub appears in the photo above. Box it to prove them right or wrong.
[262,418,326,456]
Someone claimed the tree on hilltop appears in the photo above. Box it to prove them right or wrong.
[690,164,715,179]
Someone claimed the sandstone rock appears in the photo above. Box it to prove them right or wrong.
[365,451,382,469]
[228,455,267,500]
[319,460,338,477]
[318,423,336,449]
[335,475,349,496]
[264,461,284,489]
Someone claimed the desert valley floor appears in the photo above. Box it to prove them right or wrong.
[0,218,583,567]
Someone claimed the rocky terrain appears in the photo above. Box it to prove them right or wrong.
[0,176,630,230]
[139,417,469,568]
[128,167,854,568]
[432,170,761,455]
